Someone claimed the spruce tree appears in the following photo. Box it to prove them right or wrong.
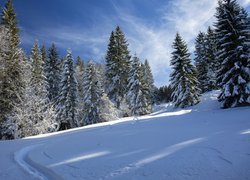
[75,56,85,125]
[16,50,57,138]
[105,26,131,109]
[127,56,149,115]
[30,41,46,94]
[170,33,200,108]
[56,50,79,130]
[143,59,155,104]
[75,56,85,100]
[83,61,103,125]
[195,28,218,93]
[215,0,250,108]
[29,41,49,110]
[1,0,19,47]
[205,26,218,90]
[41,45,46,63]
[8,41,57,138]
[194,32,209,93]
[44,43,61,103]
[0,0,23,127]
[157,85,173,103]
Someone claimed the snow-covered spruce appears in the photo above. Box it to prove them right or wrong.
[205,27,218,91]
[30,41,47,97]
[127,55,151,116]
[170,33,200,108]
[105,26,131,110]
[0,0,23,136]
[194,27,217,93]
[75,56,85,125]
[7,41,57,138]
[142,59,155,110]
[44,43,61,104]
[56,49,79,130]
[194,31,208,93]
[215,0,250,108]
[82,60,103,125]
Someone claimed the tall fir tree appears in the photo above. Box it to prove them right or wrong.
[41,45,46,64]
[75,56,85,125]
[194,31,209,93]
[143,59,155,104]
[30,41,47,95]
[105,26,131,109]
[205,26,218,90]
[127,56,149,115]
[83,61,103,125]
[44,43,61,103]
[170,33,200,108]
[1,0,19,47]
[0,0,23,128]
[29,41,49,110]
[75,56,85,100]
[194,28,218,93]
[215,0,250,108]
[14,43,57,138]
[56,50,79,130]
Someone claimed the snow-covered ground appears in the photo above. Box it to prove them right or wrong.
[0,90,250,180]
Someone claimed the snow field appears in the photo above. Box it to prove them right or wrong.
[0,91,250,180]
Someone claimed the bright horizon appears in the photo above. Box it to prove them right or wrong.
[1,0,250,87]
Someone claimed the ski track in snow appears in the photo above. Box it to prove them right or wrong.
[101,137,205,180]
[14,143,62,180]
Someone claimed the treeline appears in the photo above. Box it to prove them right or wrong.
[169,0,250,108]
[0,1,155,139]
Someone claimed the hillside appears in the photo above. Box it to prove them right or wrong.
[0,91,250,180]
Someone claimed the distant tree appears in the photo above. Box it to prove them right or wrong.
[105,26,131,109]
[127,56,150,115]
[157,85,173,103]
[83,61,103,125]
[56,50,79,130]
[170,33,200,108]
[215,0,250,108]
[44,43,61,103]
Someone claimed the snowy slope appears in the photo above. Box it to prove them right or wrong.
[0,91,250,180]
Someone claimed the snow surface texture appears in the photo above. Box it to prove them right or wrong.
[0,90,250,180]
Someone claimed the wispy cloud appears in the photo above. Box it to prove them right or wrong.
[239,0,250,6]
[162,0,217,48]
[111,0,219,86]
[111,0,250,86]
[21,25,110,60]
[20,0,250,87]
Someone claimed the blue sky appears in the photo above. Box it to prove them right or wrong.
[1,0,250,87]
